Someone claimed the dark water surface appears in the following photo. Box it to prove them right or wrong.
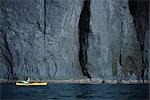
[0,83,149,100]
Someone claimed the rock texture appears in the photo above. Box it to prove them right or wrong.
[111,0,142,81]
[0,0,84,80]
[0,0,149,81]
[87,0,113,79]
[128,0,149,81]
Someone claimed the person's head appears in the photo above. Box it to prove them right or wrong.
[27,78,30,80]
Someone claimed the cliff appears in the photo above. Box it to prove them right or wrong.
[0,0,149,81]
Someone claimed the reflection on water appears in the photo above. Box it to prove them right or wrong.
[1,83,149,100]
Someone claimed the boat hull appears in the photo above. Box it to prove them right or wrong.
[16,82,48,86]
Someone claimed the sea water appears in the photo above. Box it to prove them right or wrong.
[1,83,149,100]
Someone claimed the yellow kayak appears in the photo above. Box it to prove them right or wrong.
[16,82,48,86]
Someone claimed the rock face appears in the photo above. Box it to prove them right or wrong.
[110,0,142,80]
[0,0,149,81]
[0,0,84,80]
[87,0,113,79]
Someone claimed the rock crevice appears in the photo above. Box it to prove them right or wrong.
[78,0,91,79]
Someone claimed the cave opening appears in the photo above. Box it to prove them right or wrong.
[78,0,91,79]
[128,0,149,80]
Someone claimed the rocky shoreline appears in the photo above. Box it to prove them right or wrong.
[47,79,150,84]
[0,79,149,84]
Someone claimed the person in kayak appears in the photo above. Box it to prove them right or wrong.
[26,78,30,83]
[21,78,30,83]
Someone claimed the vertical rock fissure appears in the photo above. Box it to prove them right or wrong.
[128,0,149,81]
[119,22,123,66]
[78,0,91,79]
[44,0,46,50]
[43,0,48,79]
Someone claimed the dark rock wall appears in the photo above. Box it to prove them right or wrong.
[0,0,149,81]
[128,0,149,80]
